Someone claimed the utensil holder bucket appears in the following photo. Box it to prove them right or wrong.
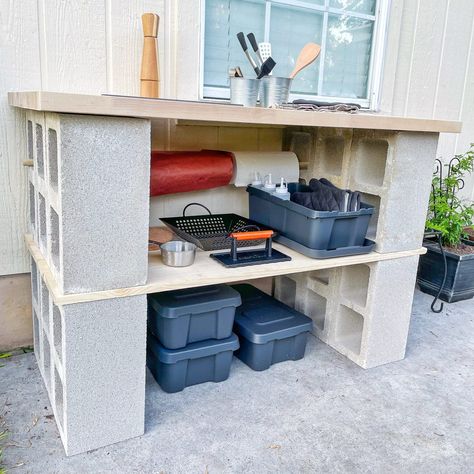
[260,76,292,107]
[230,77,259,107]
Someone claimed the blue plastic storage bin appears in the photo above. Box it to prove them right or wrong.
[148,285,242,349]
[247,184,375,258]
[231,284,312,371]
[147,332,239,393]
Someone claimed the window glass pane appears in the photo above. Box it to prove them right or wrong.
[269,4,323,95]
[204,0,265,89]
[294,0,324,4]
[329,0,376,15]
[322,14,373,99]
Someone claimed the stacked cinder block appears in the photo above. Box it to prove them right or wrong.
[27,112,151,455]
[288,127,438,252]
[275,256,420,368]
[279,127,439,368]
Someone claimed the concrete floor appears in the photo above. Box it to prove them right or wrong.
[1,289,473,474]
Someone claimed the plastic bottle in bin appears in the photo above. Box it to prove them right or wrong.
[263,173,276,193]
[273,178,290,200]
[250,171,263,188]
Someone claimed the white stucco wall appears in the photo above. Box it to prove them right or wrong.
[1,0,473,278]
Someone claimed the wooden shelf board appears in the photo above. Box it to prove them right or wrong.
[9,91,462,133]
[25,234,426,306]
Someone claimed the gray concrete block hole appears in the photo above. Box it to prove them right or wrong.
[52,303,63,363]
[50,206,60,273]
[335,304,364,355]
[36,123,45,178]
[320,136,345,176]
[352,139,388,187]
[360,192,381,240]
[48,128,58,190]
[38,193,47,252]
[305,289,327,332]
[340,264,370,308]
[29,181,35,231]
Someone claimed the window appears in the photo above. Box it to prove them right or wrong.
[202,0,388,108]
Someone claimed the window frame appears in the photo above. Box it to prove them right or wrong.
[200,0,391,109]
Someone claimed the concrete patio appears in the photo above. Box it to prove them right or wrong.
[1,289,473,473]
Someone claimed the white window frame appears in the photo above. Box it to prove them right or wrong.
[200,0,390,109]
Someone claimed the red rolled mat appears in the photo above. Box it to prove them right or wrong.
[150,150,234,196]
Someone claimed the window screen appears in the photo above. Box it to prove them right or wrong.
[203,0,378,104]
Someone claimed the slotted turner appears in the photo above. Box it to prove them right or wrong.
[259,42,272,62]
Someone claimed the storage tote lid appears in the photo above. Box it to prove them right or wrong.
[148,284,242,318]
[232,284,312,344]
[148,332,239,364]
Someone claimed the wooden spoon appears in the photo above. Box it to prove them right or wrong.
[289,43,321,79]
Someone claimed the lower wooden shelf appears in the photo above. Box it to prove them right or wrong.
[25,234,426,306]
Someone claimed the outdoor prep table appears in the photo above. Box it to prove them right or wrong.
[9,91,461,455]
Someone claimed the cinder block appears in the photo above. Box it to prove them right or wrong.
[347,131,439,252]
[325,256,420,368]
[28,113,151,293]
[285,128,439,252]
[275,270,336,341]
[33,289,147,456]
[275,256,419,368]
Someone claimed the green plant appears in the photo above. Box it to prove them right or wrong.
[426,145,474,247]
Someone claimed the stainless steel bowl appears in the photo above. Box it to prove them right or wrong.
[160,241,196,267]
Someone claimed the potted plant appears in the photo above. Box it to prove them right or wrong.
[417,145,474,304]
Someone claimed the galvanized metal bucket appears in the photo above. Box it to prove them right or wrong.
[260,76,292,107]
[230,77,259,107]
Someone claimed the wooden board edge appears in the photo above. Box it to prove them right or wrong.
[8,91,462,134]
[25,233,426,306]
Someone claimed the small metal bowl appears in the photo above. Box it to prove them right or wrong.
[160,241,196,267]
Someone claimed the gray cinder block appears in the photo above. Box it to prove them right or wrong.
[349,256,420,368]
[32,290,147,456]
[275,256,419,369]
[365,132,438,252]
[346,130,439,252]
[53,114,151,293]
[29,113,151,293]
[287,128,439,253]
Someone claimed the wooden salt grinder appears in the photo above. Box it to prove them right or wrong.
[140,13,160,97]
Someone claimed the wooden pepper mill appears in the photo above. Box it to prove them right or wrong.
[140,13,160,98]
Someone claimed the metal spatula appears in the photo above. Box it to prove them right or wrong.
[259,42,272,62]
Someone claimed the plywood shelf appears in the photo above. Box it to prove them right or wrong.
[9,91,462,133]
[25,234,426,306]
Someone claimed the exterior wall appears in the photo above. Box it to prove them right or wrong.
[0,0,473,347]
[381,0,474,198]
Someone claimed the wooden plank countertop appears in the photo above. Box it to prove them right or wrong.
[9,91,462,133]
[25,234,427,306]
